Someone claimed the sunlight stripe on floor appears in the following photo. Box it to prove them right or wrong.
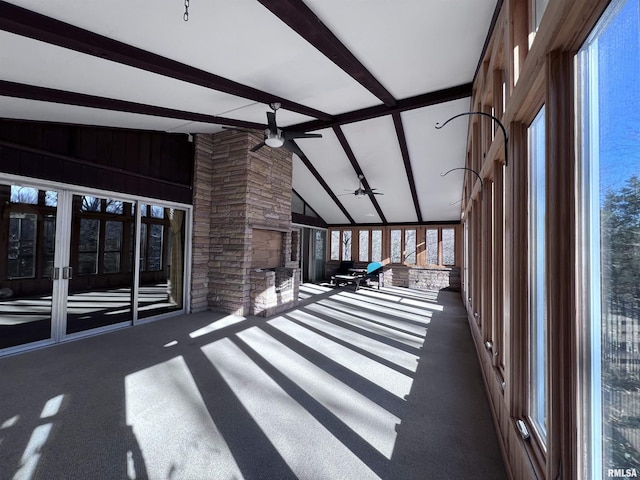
[306,302,424,350]
[317,299,428,338]
[337,291,439,319]
[268,317,414,399]
[287,309,420,372]
[125,356,242,479]
[202,337,382,480]
[237,326,400,459]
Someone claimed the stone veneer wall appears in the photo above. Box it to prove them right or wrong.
[250,267,300,317]
[190,130,296,316]
[191,134,214,313]
[326,262,461,292]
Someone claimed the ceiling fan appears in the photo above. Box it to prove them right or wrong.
[249,102,322,157]
[341,174,383,198]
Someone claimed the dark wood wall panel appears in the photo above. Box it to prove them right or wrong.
[0,120,194,204]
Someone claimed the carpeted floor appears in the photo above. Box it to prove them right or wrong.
[0,285,507,480]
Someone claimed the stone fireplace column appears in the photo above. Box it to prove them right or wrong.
[192,129,298,316]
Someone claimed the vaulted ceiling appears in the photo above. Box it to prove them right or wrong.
[0,0,499,226]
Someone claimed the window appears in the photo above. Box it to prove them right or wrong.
[341,230,352,261]
[8,213,37,279]
[578,0,640,476]
[533,0,549,31]
[404,229,416,264]
[442,229,455,265]
[528,105,547,442]
[327,226,457,267]
[139,204,167,272]
[371,230,382,262]
[103,221,123,274]
[390,229,402,263]
[359,230,369,262]
[78,219,100,275]
[330,231,340,261]
[426,229,438,265]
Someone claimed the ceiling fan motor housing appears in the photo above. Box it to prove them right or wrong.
[264,128,284,147]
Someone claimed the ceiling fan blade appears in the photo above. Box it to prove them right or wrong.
[283,131,323,140]
[251,141,266,152]
[266,111,278,134]
[282,139,305,158]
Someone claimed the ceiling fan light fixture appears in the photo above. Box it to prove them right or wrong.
[264,129,284,148]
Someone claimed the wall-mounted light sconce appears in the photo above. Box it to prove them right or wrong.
[435,111,508,167]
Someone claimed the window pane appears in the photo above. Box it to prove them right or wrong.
[359,231,369,262]
[148,224,164,271]
[426,229,438,265]
[78,219,100,275]
[528,106,547,441]
[45,191,57,207]
[106,199,123,214]
[10,185,38,205]
[442,229,455,265]
[579,0,640,475]
[330,231,340,261]
[42,216,56,277]
[371,230,382,262]
[391,229,402,263]
[534,0,549,30]
[104,221,123,274]
[405,229,416,264]
[8,213,37,279]
[81,196,101,212]
[291,192,305,214]
[315,230,324,259]
[150,205,164,219]
[342,230,352,261]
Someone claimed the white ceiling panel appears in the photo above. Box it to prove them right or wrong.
[341,115,418,223]
[1,1,499,227]
[0,31,262,123]
[292,154,350,225]
[403,97,472,222]
[305,0,497,99]
[8,0,381,115]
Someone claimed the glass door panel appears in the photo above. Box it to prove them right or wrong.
[66,194,135,334]
[312,229,326,283]
[137,205,186,319]
[0,184,58,349]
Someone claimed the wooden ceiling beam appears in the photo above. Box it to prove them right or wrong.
[392,112,422,222]
[289,83,473,133]
[257,0,397,108]
[294,147,356,225]
[333,126,387,224]
[0,80,267,130]
[0,1,333,122]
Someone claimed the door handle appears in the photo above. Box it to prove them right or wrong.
[62,266,73,280]
[52,267,60,280]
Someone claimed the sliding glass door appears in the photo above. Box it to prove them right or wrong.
[0,183,60,349]
[137,204,186,319]
[66,194,136,334]
[0,178,190,354]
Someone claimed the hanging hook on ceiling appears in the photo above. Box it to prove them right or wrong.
[435,111,508,167]
[441,167,484,197]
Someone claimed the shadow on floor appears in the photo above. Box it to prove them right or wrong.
[0,285,506,480]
